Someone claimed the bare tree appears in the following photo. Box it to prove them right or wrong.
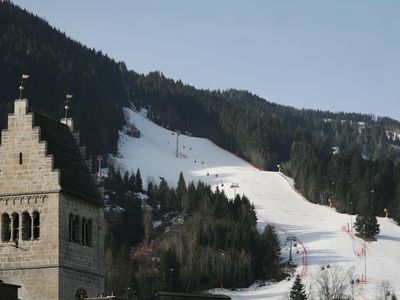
[311,265,353,300]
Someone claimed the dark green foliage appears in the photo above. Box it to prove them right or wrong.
[108,172,281,297]
[354,214,380,239]
[256,225,281,279]
[156,248,181,292]
[135,169,143,192]
[290,275,307,300]
[103,167,145,294]
[0,2,127,155]
[131,72,400,170]
[288,142,400,223]
[3,2,400,173]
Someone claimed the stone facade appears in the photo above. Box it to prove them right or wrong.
[0,99,104,300]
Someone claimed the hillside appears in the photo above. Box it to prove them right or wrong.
[114,107,400,299]
[1,2,400,168]
[0,1,129,154]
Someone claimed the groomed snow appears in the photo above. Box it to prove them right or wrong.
[114,107,400,299]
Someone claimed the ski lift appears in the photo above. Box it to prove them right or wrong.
[201,161,204,165]
[221,183,224,187]
[215,174,218,177]
[194,160,197,163]
[207,173,209,176]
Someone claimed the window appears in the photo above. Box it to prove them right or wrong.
[32,211,40,239]
[85,219,92,247]
[81,217,87,245]
[19,153,23,165]
[72,215,80,243]
[69,214,91,246]
[69,213,74,241]
[1,213,11,241]
[22,211,32,240]
[11,212,19,241]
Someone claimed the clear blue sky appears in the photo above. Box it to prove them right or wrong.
[12,0,400,120]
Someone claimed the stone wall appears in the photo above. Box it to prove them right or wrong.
[0,268,58,300]
[0,193,60,300]
[59,193,105,299]
[0,99,105,299]
[0,100,60,195]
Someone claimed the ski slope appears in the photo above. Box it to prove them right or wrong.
[114,107,400,299]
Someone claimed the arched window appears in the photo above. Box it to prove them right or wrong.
[69,213,74,242]
[11,212,19,241]
[22,211,32,240]
[72,215,80,243]
[81,217,87,245]
[32,211,40,239]
[1,213,11,241]
[85,219,92,247]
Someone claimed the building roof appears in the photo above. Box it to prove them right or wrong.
[32,112,102,206]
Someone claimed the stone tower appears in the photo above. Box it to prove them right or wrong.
[0,99,104,300]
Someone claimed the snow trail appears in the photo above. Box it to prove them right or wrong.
[114,108,400,299]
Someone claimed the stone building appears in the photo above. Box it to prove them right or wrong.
[0,99,104,300]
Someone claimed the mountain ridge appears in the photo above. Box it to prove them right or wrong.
[1,1,400,168]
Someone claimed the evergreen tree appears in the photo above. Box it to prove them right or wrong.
[177,172,187,211]
[354,214,380,239]
[135,169,143,192]
[290,275,307,300]
[157,248,180,292]
[256,225,281,279]
[123,171,130,189]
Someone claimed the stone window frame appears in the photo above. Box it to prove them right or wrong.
[69,213,74,242]
[0,210,40,243]
[32,211,40,240]
[68,213,93,247]
[11,212,19,241]
[21,211,32,240]
[71,214,81,244]
[85,219,92,247]
[1,213,11,242]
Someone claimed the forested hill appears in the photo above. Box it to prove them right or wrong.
[0,2,128,154]
[129,73,400,168]
[1,1,400,168]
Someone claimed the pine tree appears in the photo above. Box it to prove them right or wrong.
[290,275,307,300]
[135,169,143,192]
[129,173,136,192]
[354,213,380,239]
[256,225,280,279]
[177,172,187,211]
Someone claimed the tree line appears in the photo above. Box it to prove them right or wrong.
[104,169,283,298]
[287,141,400,224]
[2,2,400,171]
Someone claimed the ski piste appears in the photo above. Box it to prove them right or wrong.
[114,107,400,299]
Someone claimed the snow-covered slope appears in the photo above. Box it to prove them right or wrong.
[114,107,400,299]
